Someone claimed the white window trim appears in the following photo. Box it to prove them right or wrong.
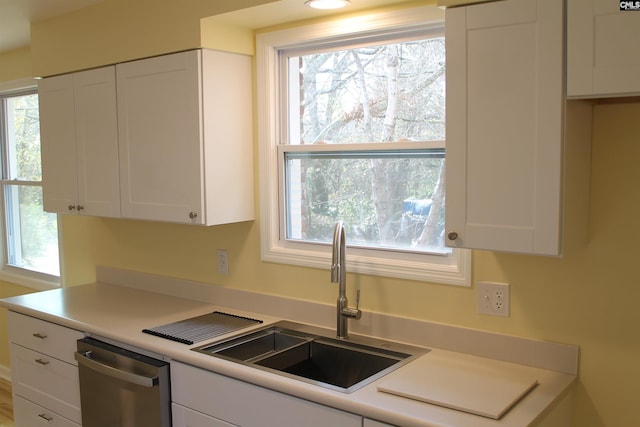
[256,5,471,286]
[0,78,60,290]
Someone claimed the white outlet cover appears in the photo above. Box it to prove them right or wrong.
[477,281,510,317]
[217,249,229,275]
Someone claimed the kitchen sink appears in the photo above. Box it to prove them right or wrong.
[192,321,429,393]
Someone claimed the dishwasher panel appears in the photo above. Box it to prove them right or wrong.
[75,337,171,427]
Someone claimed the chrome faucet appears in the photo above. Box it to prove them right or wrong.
[331,221,361,339]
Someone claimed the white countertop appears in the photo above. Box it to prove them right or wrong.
[0,273,577,427]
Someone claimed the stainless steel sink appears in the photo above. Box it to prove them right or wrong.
[192,321,429,393]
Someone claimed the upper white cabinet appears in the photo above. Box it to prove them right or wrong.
[568,0,640,98]
[40,49,254,225]
[39,66,121,217]
[116,49,254,225]
[445,0,567,255]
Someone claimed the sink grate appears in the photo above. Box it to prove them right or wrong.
[143,311,262,345]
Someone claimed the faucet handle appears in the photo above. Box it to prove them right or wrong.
[345,289,362,320]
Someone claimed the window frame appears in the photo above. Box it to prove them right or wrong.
[0,78,60,290]
[257,5,470,286]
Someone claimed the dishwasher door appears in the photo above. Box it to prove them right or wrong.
[75,337,171,427]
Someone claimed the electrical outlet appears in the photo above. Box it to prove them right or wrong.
[477,282,510,317]
[217,249,229,275]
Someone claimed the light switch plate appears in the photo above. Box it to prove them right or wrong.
[217,249,229,275]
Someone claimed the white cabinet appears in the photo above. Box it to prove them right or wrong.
[39,66,120,217]
[40,49,254,226]
[171,361,361,427]
[172,403,238,427]
[445,0,568,255]
[364,419,397,427]
[567,0,640,98]
[8,311,84,427]
[13,396,80,427]
[116,49,254,225]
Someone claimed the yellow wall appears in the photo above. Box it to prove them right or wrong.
[1,1,639,426]
[29,0,279,77]
[0,47,32,82]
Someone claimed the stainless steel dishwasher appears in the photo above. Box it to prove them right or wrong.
[75,337,171,427]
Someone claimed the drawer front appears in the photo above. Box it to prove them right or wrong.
[172,403,237,427]
[13,395,80,427]
[10,344,81,424]
[8,312,84,365]
[171,361,361,427]
[364,419,397,427]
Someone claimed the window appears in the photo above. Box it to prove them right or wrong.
[0,85,60,287]
[257,6,470,285]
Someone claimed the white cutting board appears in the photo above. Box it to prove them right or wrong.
[377,352,538,420]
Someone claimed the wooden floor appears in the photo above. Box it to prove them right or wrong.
[0,378,13,427]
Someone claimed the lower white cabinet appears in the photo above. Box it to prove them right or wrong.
[171,361,361,427]
[7,312,84,426]
[13,396,80,427]
[364,419,397,427]
[172,403,238,427]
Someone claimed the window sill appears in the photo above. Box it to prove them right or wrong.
[0,268,59,291]
[262,242,471,286]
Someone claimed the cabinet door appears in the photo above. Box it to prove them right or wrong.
[39,67,120,217]
[73,67,120,217]
[364,419,397,427]
[171,361,361,427]
[10,345,81,424]
[445,0,564,255]
[117,50,204,224]
[172,403,237,427]
[39,74,78,214]
[8,311,84,364]
[14,395,80,427]
[568,0,640,98]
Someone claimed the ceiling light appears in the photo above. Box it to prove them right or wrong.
[305,0,351,9]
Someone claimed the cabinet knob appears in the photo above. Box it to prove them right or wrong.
[189,212,198,219]
[32,332,47,339]
[68,205,76,211]
[77,205,84,211]
[35,358,50,366]
[447,231,459,241]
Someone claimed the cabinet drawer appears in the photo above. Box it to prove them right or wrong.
[10,344,81,424]
[13,395,80,427]
[364,419,397,427]
[171,361,361,427]
[172,403,237,427]
[8,312,83,365]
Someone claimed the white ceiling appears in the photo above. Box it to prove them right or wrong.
[0,0,104,53]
